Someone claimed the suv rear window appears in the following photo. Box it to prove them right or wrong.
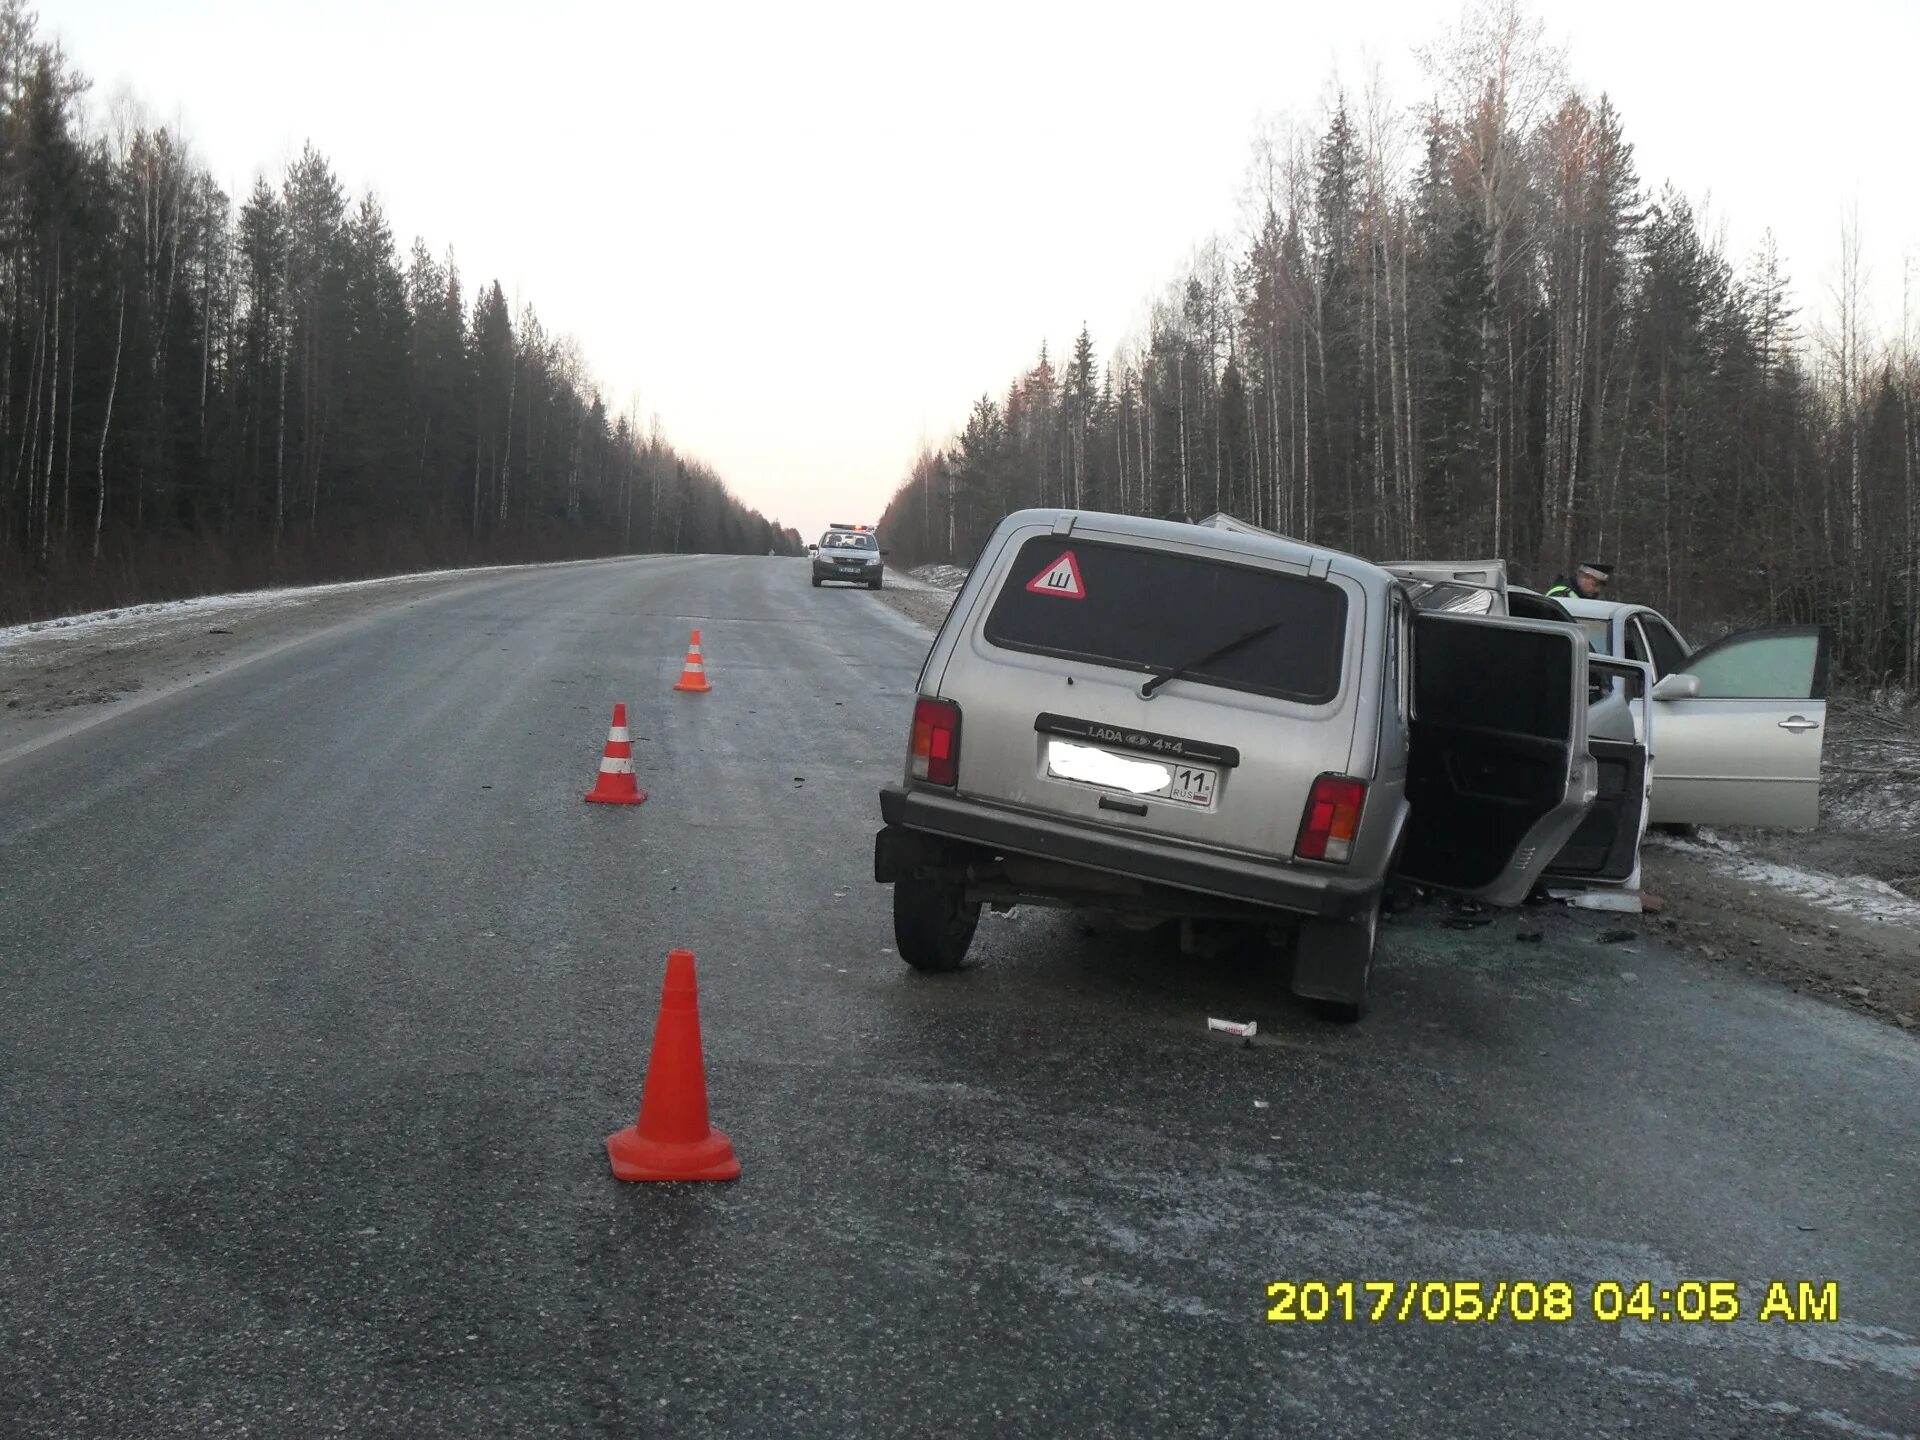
[982,536,1347,703]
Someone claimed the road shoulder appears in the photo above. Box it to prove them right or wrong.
[1634,841,1918,1030]
[873,567,959,632]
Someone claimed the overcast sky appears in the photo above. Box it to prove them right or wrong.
[50,0,1920,539]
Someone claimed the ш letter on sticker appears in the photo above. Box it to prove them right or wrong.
[1026,551,1086,599]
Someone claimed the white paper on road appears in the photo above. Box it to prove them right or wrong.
[1207,1017,1257,1038]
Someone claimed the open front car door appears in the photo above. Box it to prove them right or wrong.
[1545,656,1652,885]
[1646,625,1831,828]
[1396,613,1597,905]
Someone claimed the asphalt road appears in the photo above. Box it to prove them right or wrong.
[2,556,1916,1438]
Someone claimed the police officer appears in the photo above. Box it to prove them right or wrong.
[1546,562,1613,600]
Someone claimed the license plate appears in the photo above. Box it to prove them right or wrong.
[1045,739,1218,809]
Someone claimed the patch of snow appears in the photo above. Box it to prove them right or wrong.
[910,564,969,591]
[1648,829,1920,926]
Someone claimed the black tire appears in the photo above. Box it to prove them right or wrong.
[869,577,884,590]
[892,875,980,972]
[811,575,822,587]
[1290,892,1381,1023]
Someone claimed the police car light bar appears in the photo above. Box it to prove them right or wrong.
[828,522,872,531]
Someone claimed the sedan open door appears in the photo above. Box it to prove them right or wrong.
[1545,657,1652,885]
[1396,613,1599,905]
[1646,625,1831,828]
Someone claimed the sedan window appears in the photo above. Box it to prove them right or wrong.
[1684,631,1824,699]
[1638,617,1689,679]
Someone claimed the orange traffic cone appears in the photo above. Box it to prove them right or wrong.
[584,703,648,805]
[672,630,712,693]
[607,949,740,1182]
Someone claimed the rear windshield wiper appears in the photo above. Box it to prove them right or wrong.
[1140,618,1287,699]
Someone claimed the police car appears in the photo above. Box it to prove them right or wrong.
[810,523,887,589]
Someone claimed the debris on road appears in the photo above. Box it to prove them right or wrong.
[1550,888,1644,913]
[1207,1017,1257,1039]
[1597,928,1636,944]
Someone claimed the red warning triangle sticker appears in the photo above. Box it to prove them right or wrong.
[1025,550,1086,599]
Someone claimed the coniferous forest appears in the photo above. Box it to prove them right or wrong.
[0,2,799,627]
[877,4,1920,687]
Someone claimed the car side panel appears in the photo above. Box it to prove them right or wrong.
[1648,698,1827,826]
[1647,626,1829,828]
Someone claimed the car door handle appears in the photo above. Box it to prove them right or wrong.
[1778,716,1820,732]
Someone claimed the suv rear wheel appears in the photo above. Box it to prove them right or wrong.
[1289,892,1381,1023]
[893,874,980,972]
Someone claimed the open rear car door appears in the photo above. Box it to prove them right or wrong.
[1647,625,1831,827]
[1396,613,1598,905]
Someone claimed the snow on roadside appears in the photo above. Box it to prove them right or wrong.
[0,556,618,653]
[880,567,950,595]
[909,564,969,591]
[1648,829,1920,927]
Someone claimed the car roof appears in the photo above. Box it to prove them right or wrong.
[1553,596,1642,621]
[1003,508,1399,589]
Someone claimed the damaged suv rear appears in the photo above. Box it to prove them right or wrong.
[873,510,1648,1020]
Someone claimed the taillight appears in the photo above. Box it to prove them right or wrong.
[1295,775,1367,863]
[909,697,961,786]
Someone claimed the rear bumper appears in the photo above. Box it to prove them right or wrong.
[876,784,1377,922]
[813,561,880,581]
